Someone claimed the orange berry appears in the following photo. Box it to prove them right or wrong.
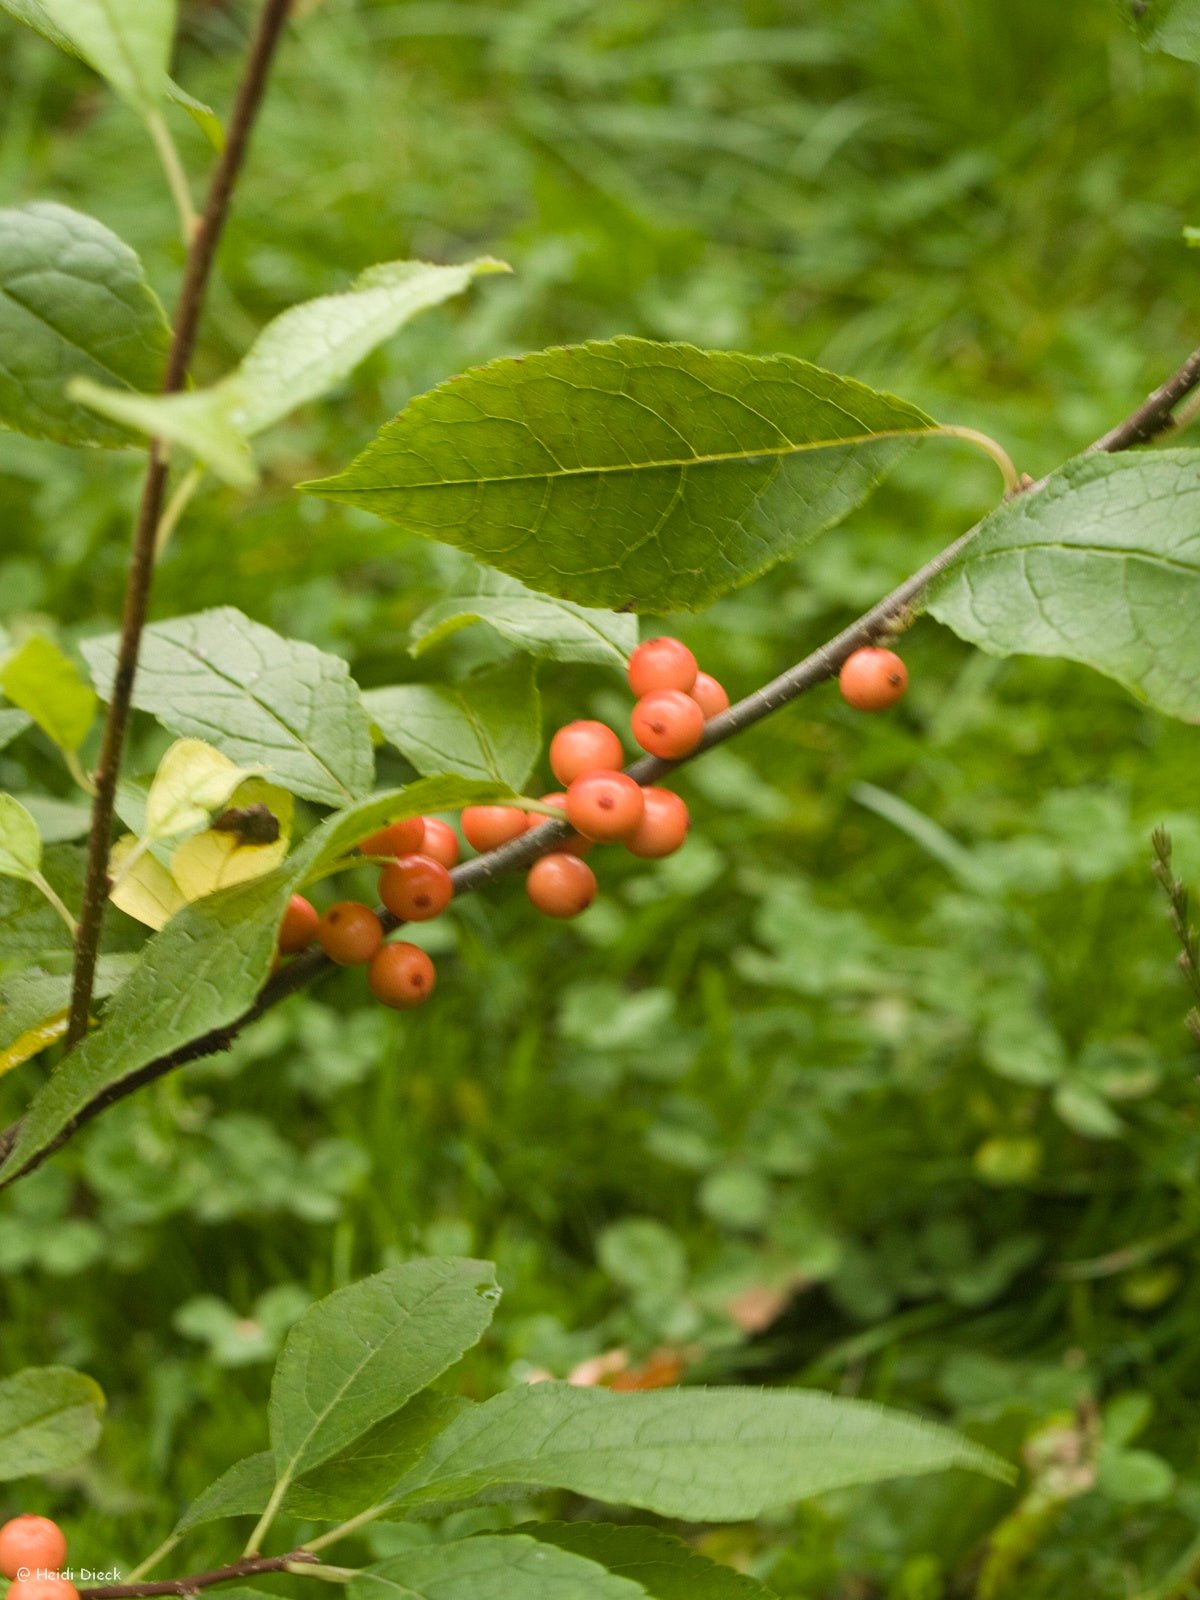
[566,771,645,842]
[461,805,530,852]
[628,637,697,697]
[278,893,319,955]
[7,1580,78,1600]
[358,816,426,859]
[530,793,591,856]
[838,647,908,711]
[549,720,623,785]
[631,689,705,759]
[690,671,730,720]
[419,817,460,869]
[625,788,690,859]
[318,902,383,966]
[369,942,437,1009]
[0,1517,67,1581]
[379,854,454,921]
[527,853,597,918]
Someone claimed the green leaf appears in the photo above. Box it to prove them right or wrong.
[83,608,374,807]
[0,777,512,1186]
[0,201,170,447]
[393,1383,1011,1519]
[72,258,506,486]
[1,633,97,752]
[269,1258,499,1489]
[0,845,82,963]
[927,451,1200,723]
[0,956,133,1060]
[0,1365,105,1479]
[176,1394,470,1532]
[304,337,936,613]
[0,708,31,749]
[411,569,637,670]
[364,657,540,791]
[518,1524,775,1600]
[1128,0,1200,62]
[351,1536,647,1600]
[0,0,174,107]
[0,793,41,880]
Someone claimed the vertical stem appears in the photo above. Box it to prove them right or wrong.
[66,0,294,1048]
[145,109,198,242]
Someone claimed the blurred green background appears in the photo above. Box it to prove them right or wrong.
[2,2,1200,1595]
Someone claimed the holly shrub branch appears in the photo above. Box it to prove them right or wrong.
[2,340,1196,1185]
[67,0,294,1050]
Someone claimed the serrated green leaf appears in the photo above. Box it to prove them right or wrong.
[0,201,170,447]
[0,793,41,880]
[174,1452,276,1533]
[1128,0,1200,61]
[364,657,540,790]
[0,956,133,1060]
[0,1365,105,1479]
[269,1258,499,1492]
[1,633,97,752]
[517,1524,775,1600]
[0,777,511,1185]
[84,608,374,806]
[0,0,174,107]
[352,1536,647,1600]
[305,337,936,613]
[411,569,637,670]
[392,1383,1011,1519]
[927,451,1200,723]
[73,259,505,485]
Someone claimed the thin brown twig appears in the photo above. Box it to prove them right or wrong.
[65,0,295,1049]
[78,1550,320,1599]
[5,338,1200,1181]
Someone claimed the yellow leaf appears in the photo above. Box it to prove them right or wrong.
[108,834,187,930]
[170,779,293,901]
[0,1012,69,1079]
[145,738,251,841]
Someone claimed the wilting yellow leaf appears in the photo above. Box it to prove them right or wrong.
[145,738,250,841]
[108,834,187,930]
[0,1012,69,1079]
[170,779,292,901]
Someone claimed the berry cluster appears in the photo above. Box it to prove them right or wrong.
[274,639,907,1013]
[0,1516,75,1600]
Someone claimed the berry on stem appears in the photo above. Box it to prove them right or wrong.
[7,1579,79,1600]
[838,647,908,711]
[369,942,437,1008]
[318,902,383,966]
[550,720,623,785]
[462,805,530,852]
[527,853,597,918]
[566,770,645,842]
[533,793,591,856]
[690,671,730,720]
[379,854,454,921]
[631,689,705,759]
[0,1517,67,1581]
[419,817,459,869]
[625,788,690,859]
[358,816,426,859]
[628,636,697,696]
[277,894,319,955]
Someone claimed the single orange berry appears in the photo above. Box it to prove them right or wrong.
[625,788,690,859]
[358,816,426,859]
[631,689,705,759]
[527,853,597,918]
[369,942,437,1009]
[318,902,383,966]
[277,893,319,955]
[530,793,592,856]
[7,1580,79,1600]
[690,671,730,720]
[628,637,698,697]
[419,817,460,869]
[0,1517,68,1581]
[549,720,624,785]
[566,770,645,842]
[379,854,454,921]
[838,647,908,711]
[461,805,530,852]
